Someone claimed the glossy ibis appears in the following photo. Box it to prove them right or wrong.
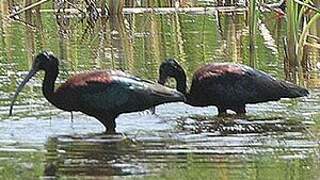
[9,52,185,133]
[158,59,309,115]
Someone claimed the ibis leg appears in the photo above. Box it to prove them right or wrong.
[232,105,246,115]
[149,106,156,114]
[104,118,116,134]
[96,115,117,134]
[217,106,227,116]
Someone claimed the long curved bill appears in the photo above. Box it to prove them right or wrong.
[9,68,37,116]
[158,75,168,85]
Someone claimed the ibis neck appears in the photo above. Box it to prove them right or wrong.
[175,71,187,95]
[174,70,196,105]
[176,74,195,105]
[42,65,59,104]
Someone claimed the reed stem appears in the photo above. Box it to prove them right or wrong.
[297,13,320,64]
[248,0,258,67]
[286,0,299,67]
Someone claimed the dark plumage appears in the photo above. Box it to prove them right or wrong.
[158,59,309,115]
[9,52,185,133]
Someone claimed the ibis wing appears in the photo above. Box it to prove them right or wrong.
[76,75,184,115]
[226,66,308,103]
[191,64,298,105]
[77,82,131,113]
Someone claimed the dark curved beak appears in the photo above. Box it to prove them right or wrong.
[158,73,168,85]
[9,68,37,116]
[158,79,166,85]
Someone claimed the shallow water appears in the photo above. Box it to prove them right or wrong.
[0,2,320,179]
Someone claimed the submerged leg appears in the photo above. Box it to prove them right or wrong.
[104,118,116,134]
[217,106,227,116]
[149,106,156,114]
[232,105,246,115]
[96,115,117,134]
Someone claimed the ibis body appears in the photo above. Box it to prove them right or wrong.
[158,59,308,115]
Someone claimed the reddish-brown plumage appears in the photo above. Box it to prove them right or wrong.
[49,71,114,113]
[63,71,113,87]
[194,64,244,81]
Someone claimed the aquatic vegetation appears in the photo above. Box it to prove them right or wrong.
[142,154,320,180]
[107,0,124,15]
[285,0,320,69]
[0,151,44,179]
[248,0,258,66]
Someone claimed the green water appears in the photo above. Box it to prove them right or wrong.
[0,3,319,179]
